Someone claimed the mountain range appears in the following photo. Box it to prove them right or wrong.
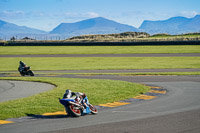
[50,17,139,37]
[0,20,47,37]
[0,15,200,39]
[139,15,200,34]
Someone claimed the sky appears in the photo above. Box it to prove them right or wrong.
[0,0,200,31]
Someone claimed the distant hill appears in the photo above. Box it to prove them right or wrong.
[0,20,47,37]
[50,17,139,37]
[139,15,200,35]
[65,32,150,42]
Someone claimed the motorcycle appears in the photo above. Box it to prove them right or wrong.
[59,96,98,117]
[18,66,34,76]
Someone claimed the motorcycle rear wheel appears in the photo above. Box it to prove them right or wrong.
[68,104,81,117]
[20,73,25,76]
[29,70,34,76]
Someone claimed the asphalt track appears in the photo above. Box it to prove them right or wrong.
[0,80,55,102]
[0,53,200,133]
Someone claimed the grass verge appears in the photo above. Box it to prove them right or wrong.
[0,57,200,71]
[0,45,200,55]
[0,77,149,120]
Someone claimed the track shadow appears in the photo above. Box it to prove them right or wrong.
[26,113,70,119]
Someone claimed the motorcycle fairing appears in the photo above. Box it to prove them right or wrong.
[59,98,75,106]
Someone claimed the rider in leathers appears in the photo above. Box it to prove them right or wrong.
[63,89,91,114]
[18,61,29,72]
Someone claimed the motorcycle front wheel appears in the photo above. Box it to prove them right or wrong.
[89,104,98,114]
[68,104,81,117]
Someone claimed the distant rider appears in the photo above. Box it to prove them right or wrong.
[18,61,27,72]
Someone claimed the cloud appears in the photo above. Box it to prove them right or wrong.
[63,12,99,18]
[179,11,199,18]
[0,10,25,17]
[87,12,99,18]
[0,10,99,20]
[9,11,24,14]
[0,10,47,20]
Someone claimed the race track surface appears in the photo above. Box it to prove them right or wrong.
[1,75,200,133]
[0,80,55,102]
[0,53,200,133]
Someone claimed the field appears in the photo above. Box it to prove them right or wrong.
[0,77,149,119]
[0,57,200,71]
[0,45,200,54]
[0,45,200,120]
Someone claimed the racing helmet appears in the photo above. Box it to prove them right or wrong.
[65,89,72,98]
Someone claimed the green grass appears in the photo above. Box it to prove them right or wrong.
[0,45,200,55]
[0,57,200,71]
[150,33,200,38]
[0,77,149,120]
[0,45,199,120]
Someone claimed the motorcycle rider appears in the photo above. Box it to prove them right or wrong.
[18,61,29,72]
[63,89,91,114]
[63,89,76,99]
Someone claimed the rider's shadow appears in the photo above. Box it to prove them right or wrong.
[26,113,73,119]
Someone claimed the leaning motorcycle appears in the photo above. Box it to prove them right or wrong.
[18,66,34,76]
[59,97,98,117]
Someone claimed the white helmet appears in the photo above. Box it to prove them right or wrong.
[65,89,72,98]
